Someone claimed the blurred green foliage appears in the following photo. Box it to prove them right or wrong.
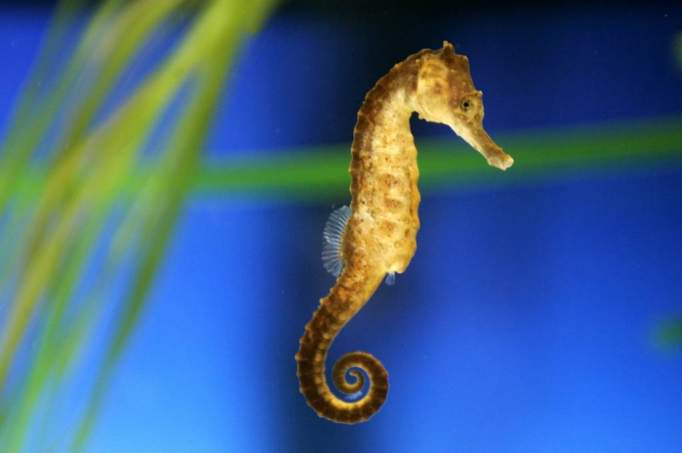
[0,0,275,451]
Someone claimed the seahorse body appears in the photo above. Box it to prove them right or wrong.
[296,42,514,424]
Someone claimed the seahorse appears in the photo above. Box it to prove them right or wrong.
[296,41,514,424]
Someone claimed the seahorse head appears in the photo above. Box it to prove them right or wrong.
[414,41,513,170]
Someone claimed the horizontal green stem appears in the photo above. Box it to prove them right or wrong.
[9,115,682,204]
[198,115,682,199]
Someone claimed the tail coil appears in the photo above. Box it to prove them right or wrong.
[296,297,388,424]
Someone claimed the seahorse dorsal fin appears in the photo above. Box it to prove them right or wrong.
[321,205,351,277]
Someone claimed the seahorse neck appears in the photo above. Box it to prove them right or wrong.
[351,82,416,158]
[349,71,420,209]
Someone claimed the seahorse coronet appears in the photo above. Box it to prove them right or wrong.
[296,41,513,424]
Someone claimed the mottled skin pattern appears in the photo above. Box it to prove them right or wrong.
[296,42,514,424]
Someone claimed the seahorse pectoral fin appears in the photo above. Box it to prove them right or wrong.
[451,121,514,171]
[322,205,352,277]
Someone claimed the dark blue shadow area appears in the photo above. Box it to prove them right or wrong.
[1,2,681,453]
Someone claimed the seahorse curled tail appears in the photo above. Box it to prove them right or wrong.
[296,270,387,424]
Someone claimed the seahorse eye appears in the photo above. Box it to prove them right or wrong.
[460,98,471,111]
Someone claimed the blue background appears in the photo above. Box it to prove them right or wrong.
[1,2,681,452]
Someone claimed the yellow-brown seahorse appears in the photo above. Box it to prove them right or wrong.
[296,41,514,424]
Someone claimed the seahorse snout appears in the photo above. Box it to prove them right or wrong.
[452,121,514,171]
[484,145,514,170]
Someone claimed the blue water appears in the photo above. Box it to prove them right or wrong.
[1,3,681,453]
[106,168,681,453]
